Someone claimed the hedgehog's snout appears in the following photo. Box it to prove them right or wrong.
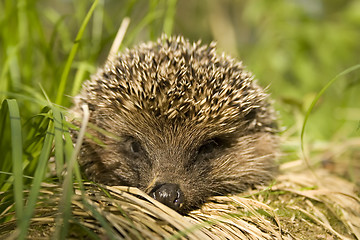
[150,183,184,211]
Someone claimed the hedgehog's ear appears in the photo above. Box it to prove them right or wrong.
[244,108,257,122]
[87,103,96,112]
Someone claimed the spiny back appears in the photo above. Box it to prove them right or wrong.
[79,36,275,134]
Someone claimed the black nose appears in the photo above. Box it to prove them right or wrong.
[150,183,184,211]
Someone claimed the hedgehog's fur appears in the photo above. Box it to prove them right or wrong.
[72,35,278,213]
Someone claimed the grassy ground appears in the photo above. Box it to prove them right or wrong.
[0,0,359,239]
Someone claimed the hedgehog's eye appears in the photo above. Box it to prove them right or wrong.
[198,139,219,156]
[123,137,144,155]
[130,140,142,153]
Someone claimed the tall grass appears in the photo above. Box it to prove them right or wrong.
[0,0,359,239]
[0,0,179,238]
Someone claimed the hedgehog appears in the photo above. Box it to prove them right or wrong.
[71,35,278,214]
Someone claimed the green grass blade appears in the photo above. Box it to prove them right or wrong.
[0,102,12,192]
[55,0,99,105]
[163,0,177,36]
[53,104,89,239]
[63,122,83,190]
[83,200,119,240]
[300,64,360,167]
[91,0,104,49]
[52,106,64,178]
[71,62,93,96]
[53,136,74,239]
[65,105,117,239]
[70,219,101,240]
[0,58,10,100]
[22,108,51,176]
[18,120,55,240]
[123,10,163,47]
[3,99,24,228]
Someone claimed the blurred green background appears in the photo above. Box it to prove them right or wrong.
[0,0,359,169]
[1,2,359,237]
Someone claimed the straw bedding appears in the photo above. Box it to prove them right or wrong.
[1,166,359,239]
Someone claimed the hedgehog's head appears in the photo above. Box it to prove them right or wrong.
[73,36,278,213]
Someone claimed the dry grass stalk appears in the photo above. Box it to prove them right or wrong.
[0,167,359,239]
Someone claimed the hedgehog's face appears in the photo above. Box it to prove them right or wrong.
[106,123,221,213]
[78,111,277,213]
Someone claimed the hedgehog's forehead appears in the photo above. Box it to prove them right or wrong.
[89,38,265,130]
[99,61,254,127]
